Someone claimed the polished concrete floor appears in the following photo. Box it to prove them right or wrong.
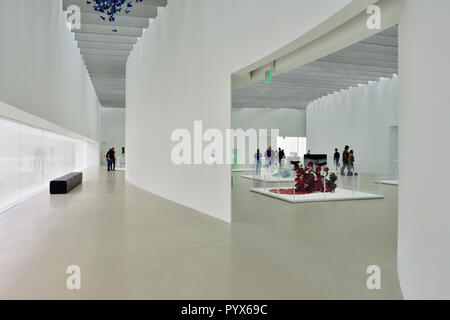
[0,167,403,299]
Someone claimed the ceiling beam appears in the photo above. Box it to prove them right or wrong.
[308,60,397,74]
[74,23,143,37]
[74,33,138,44]
[78,41,134,51]
[79,12,151,28]
[81,48,131,57]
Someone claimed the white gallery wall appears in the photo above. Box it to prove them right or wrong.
[231,108,306,166]
[398,0,450,299]
[232,108,306,138]
[101,108,126,165]
[126,0,351,223]
[0,0,101,212]
[0,0,101,142]
[306,76,398,174]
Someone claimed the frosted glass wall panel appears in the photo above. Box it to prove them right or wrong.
[0,117,95,213]
[20,125,44,196]
[0,119,21,211]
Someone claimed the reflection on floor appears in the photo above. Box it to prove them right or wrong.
[0,167,402,299]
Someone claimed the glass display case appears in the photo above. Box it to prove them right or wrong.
[249,161,384,202]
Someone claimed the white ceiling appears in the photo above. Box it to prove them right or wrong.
[232,26,398,110]
[63,0,168,108]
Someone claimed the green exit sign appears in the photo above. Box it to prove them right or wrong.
[264,69,273,84]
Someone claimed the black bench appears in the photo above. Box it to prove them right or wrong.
[50,172,83,194]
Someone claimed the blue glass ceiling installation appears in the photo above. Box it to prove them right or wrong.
[63,0,168,108]
[88,0,144,30]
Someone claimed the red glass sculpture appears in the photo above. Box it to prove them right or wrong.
[270,161,337,195]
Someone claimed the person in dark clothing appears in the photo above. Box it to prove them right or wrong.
[333,148,340,170]
[265,146,273,166]
[278,148,285,165]
[110,148,116,171]
[106,148,116,171]
[341,145,350,176]
[254,148,262,175]
[348,149,357,176]
[106,148,112,171]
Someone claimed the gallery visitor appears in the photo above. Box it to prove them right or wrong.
[106,148,111,171]
[254,149,262,175]
[106,147,116,171]
[341,145,350,176]
[333,148,340,170]
[110,147,116,171]
[265,146,273,166]
[278,148,285,165]
[348,149,357,176]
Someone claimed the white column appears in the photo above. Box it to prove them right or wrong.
[398,0,450,299]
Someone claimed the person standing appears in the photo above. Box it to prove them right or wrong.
[110,147,116,171]
[265,146,273,166]
[348,149,356,176]
[254,148,262,175]
[341,145,350,176]
[333,148,340,170]
[278,148,285,166]
[106,148,112,171]
[106,148,116,171]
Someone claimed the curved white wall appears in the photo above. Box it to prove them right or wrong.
[126,0,351,222]
[0,0,100,141]
[306,77,398,174]
[398,0,450,299]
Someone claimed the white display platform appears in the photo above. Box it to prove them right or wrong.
[250,188,384,203]
[373,179,398,186]
[241,174,295,182]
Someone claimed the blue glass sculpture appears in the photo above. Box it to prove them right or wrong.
[87,0,143,30]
